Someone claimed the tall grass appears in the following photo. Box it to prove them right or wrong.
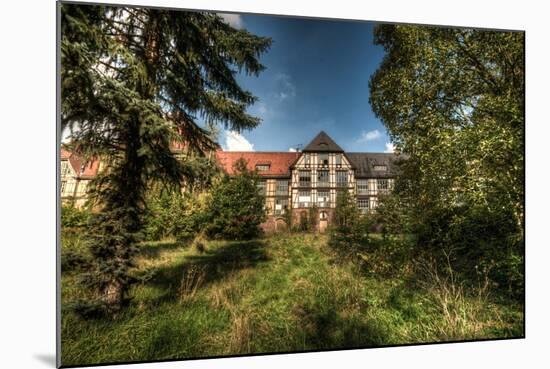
[60,233,523,366]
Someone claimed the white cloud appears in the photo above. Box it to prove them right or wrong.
[357,129,382,142]
[256,102,267,115]
[384,142,395,153]
[225,130,255,151]
[274,73,296,101]
[218,13,244,29]
[288,147,297,152]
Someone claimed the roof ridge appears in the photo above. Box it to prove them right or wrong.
[302,131,344,152]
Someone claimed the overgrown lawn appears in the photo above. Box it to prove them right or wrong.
[61,233,523,366]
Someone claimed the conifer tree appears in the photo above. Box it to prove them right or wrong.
[60,3,271,311]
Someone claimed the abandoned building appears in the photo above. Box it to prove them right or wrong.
[216,131,400,232]
[61,131,400,232]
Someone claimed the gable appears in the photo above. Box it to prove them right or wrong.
[302,131,344,152]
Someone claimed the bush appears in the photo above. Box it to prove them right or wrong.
[328,189,372,257]
[61,232,91,272]
[143,189,210,242]
[61,205,90,229]
[414,204,523,300]
[204,159,266,240]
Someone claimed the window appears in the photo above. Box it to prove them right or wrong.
[61,161,70,176]
[276,180,288,196]
[317,191,330,207]
[275,198,288,215]
[358,199,369,213]
[298,190,311,208]
[299,170,311,187]
[303,153,311,165]
[357,179,368,194]
[61,181,67,195]
[256,164,270,172]
[336,171,348,187]
[378,179,389,192]
[373,165,387,171]
[318,153,329,166]
[320,211,328,220]
[335,154,342,165]
[317,170,329,186]
[257,180,266,195]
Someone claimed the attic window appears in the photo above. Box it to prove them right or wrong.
[318,153,329,165]
[256,164,270,172]
[373,165,387,171]
[319,142,328,148]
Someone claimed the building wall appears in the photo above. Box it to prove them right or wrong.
[61,158,97,208]
[258,152,396,233]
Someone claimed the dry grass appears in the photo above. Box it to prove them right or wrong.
[416,251,494,340]
[178,265,206,304]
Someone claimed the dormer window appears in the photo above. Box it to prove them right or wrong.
[318,153,329,165]
[373,165,387,171]
[256,164,270,172]
[319,142,328,148]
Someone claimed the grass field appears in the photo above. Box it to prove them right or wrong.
[61,233,523,366]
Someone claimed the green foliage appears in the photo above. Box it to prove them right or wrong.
[328,189,372,257]
[143,188,211,243]
[61,3,271,309]
[204,158,266,240]
[369,25,524,299]
[61,205,91,229]
[61,231,92,273]
[61,205,93,273]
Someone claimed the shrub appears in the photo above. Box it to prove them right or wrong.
[414,204,523,300]
[143,189,210,242]
[328,189,371,257]
[204,158,266,240]
[171,193,211,242]
[61,205,90,229]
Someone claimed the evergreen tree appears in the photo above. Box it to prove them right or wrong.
[61,3,271,311]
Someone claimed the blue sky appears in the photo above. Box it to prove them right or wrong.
[219,13,394,153]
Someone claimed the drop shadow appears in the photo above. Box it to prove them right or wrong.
[33,353,57,367]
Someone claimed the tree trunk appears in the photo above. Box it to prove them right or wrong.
[102,280,124,312]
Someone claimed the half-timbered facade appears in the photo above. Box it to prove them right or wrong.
[62,131,400,231]
[61,148,102,207]
[216,131,400,232]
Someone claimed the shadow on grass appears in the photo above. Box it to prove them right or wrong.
[139,241,186,259]
[293,302,390,349]
[139,239,269,304]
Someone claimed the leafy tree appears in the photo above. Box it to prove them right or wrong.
[143,156,220,241]
[369,25,524,295]
[370,25,524,233]
[61,3,271,311]
[205,158,266,240]
[329,189,370,257]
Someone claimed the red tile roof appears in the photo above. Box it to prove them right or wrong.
[215,151,300,177]
[61,148,101,178]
